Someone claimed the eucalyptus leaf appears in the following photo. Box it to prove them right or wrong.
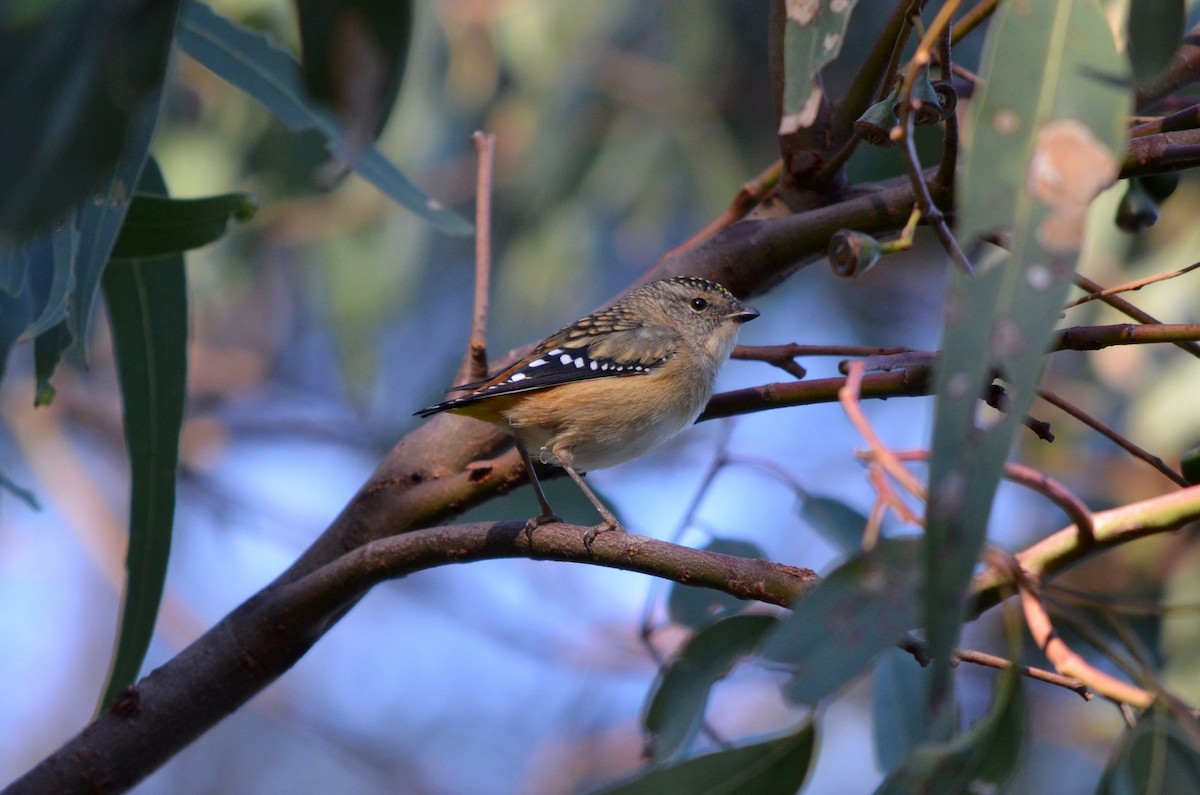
[178,1,470,236]
[645,614,778,762]
[596,721,816,795]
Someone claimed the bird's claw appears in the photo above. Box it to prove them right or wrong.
[524,513,562,545]
[583,519,625,553]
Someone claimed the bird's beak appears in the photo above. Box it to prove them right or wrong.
[727,305,759,324]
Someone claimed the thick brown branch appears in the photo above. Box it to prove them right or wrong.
[6,522,819,794]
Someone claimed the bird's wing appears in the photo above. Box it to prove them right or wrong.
[414,320,679,417]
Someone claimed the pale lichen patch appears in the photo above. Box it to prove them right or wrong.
[786,0,820,25]
[1026,119,1118,253]
[780,85,823,133]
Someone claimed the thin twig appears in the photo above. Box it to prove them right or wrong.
[840,361,928,500]
[735,343,914,361]
[464,132,496,383]
[950,0,1001,44]
[1066,261,1200,307]
[1053,322,1200,350]
[1130,102,1200,138]
[885,450,1094,539]
[934,13,958,192]
[1037,389,1189,487]
[894,0,973,274]
[1004,554,1155,708]
[1074,274,1200,359]
[954,648,1093,701]
[661,160,782,259]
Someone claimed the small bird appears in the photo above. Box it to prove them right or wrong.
[416,276,759,544]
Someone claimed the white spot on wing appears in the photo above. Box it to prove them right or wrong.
[590,361,598,370]
[509,373,528,382]
[574,357,584,368]
[559,354,573,365]
[527,358,548,368]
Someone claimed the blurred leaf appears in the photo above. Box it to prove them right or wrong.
[0,468,40,510]
[70,92,168,354]
[1127,0,1184,87]
[644,614,779,762]
[596,721,816,795]
[177,1,471,236]
[0,243,27,295]
[98,159,187,711]
[22,221,77,340]
[762,538,921,705]
[1181,445,1200,485]
[0,288,32,384]
[779,0,859,134]
[929,0,1130,725]
[294,0,411,143]
[111,192,257,259]
[800,494,868,554]
[873,648,958,774]
[875,654,1026,794]
[668,539,769,629]
[0,0,179,238]
[1097,707,1200,795]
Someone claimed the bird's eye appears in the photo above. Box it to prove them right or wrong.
[689,297,708,312]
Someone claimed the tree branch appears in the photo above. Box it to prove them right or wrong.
[5,521,819,794]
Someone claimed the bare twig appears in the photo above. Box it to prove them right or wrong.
[661,160,782,259]
[840,361,928,501]
[464,131,496,384]
[954,648,1092,701]
[1073,274,1200,359]
[1130,103,1200,138]
[950,0,1001,44]
[1037,389,1189,487]
[894,0,972,274]
[1053,322,1200,350]
[1066,261,1200,308]
[1010,558,1155,708]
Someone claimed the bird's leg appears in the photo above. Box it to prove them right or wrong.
[518,444,561,543]
[560,463,625,552]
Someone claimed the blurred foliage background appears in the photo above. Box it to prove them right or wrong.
[2,0,1200,793]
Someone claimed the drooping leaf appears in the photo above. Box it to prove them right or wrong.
[1097,707,1200,795]
[762,538,922,705]
[644,614,779,762]
[97,159,188,711]
[875,654,1026,794]
[22,221,77,340]
[668,539,769,629]
[0,242,28,295]
[1127,0,1185,87]
[110,191,257,259]
[800,493,868,554]
[928,0,1131,728]
[177,1,471,236]
[596,721,816,795]
[294,0,412,143]
[873,648,958,774]
[779,0,860,134]
[0,0,179,238]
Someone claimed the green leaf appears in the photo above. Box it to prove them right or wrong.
[1097,707,1200,795]
[644,614,779,762]
[110,191,257,259]
[873,648,957,774]
[875,655,1026,795]
[97,159,188,711]
[779,0,860,134]
[668,539,768,629]
[929,0,1131,725]
[0,0,179,238]
[1127,0,1184,87]
[762,538,922,705]
[294,0,412,141]
[595,721,816,795]
[177,1,471,236]
[800,494,868,554]
[0,288,32,384]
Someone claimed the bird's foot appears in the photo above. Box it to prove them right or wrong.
[524,512,563,545]
[583,518,626,553]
